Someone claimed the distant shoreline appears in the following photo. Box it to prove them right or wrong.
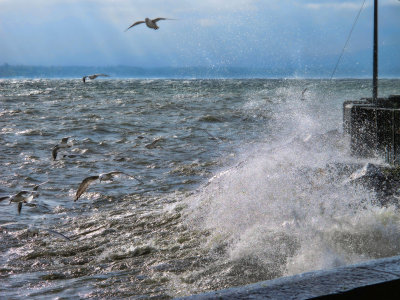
[1,64,399,79]
[1,76,399,80]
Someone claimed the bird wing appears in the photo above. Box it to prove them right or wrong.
[18,202,23,214]
[152,18,169,23]
[32,180,48,191]
[98,171,124,181]
[44,229,71,241]
[131,175,144,184]
[52,145,59,160]
[0,196,10,202]
[106,171,144,184]
[145,138,163,149]
[15,191,29,197]
[198,128,219,140]
[125,20,145,31]
[95,74,109,77]
[7,190,34,204]
[11,191,30,203]
[105,171,125,177]
[74,176,99,201]
[82,76,87,83]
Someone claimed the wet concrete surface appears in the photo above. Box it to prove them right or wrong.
[179,255,400,299]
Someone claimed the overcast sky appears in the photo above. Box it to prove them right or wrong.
[0,0,399,76]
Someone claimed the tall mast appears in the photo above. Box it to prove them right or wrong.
[373,0,378,102]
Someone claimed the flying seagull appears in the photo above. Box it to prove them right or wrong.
[125,18,174,31]
[52,137,73,160]
[145,137,164,149]
[43,229,72,241]
[52,145,62,160]
[196,128,223,141]
[0,181,47,214]
[2,190,36,214]
[301,88,308,101]
[42,225,107,241]
[74,171,143,201]
[82,74,109,83]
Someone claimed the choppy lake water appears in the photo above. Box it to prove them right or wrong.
[1,79,400,299]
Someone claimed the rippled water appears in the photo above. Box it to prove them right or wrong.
[1,79,400,299]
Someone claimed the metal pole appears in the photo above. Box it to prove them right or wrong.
[373,0,378,103]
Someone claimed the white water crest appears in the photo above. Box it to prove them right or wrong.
[185,90,400,280]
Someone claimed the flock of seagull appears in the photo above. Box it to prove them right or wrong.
[1,14,303,215]
[1,135,146,214]
[1,16,223,218]
[57,138,144,202]
[1,17,176,213]
[82,17,174,83]
[2,126,220,215]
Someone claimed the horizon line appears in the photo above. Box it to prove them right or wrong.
[1,64,399,80]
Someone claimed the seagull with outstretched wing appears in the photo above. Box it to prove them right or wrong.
[82,74,109,83]
[125,17,174,31]
[52,137,73,160]
[74,171,143,201]
[2,187,40,214]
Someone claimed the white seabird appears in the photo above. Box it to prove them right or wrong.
[125,17,174,31]
[74,171,143,201]
[82,74,109,83]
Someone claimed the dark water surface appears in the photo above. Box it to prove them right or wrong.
[1,79,400,299]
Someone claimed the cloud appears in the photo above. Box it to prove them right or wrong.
[304,2,365,11]
[301,0,397,11]
[0,0,398,72]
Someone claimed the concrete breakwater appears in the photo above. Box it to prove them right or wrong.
[179,255,400,299]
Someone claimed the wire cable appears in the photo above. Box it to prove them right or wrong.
[330,0,367,79]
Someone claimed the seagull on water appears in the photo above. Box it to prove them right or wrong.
[74,171,143,201]
[82,74,109,83]
[125,17,174,31]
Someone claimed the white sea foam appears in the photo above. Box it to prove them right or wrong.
[186,92,400,279]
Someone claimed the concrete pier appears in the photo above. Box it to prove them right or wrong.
[343,95,400,163]
[179,255,400,299]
